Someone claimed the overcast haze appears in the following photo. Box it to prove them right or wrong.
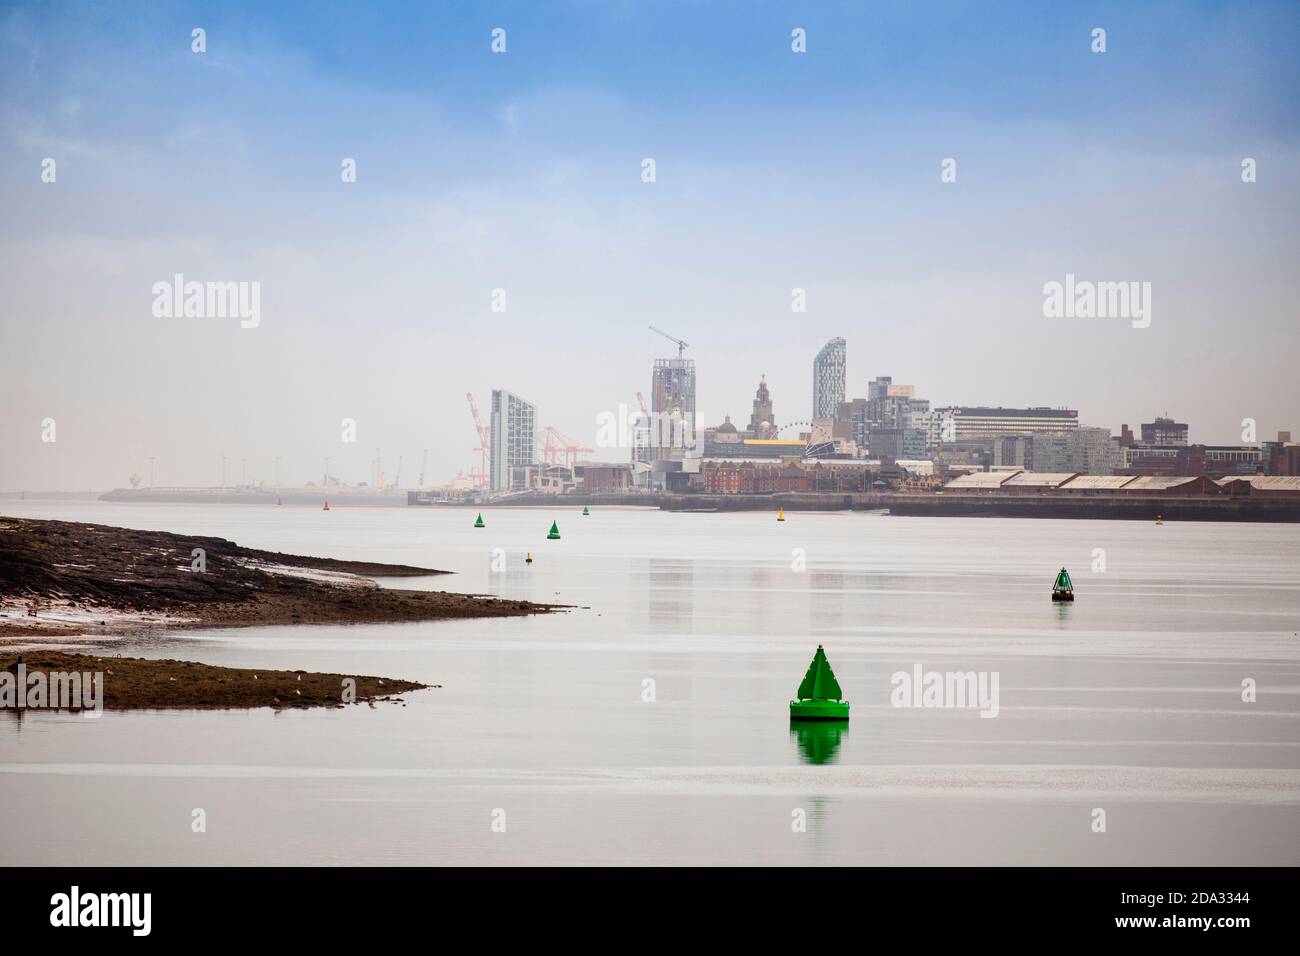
[2,0,1297,491]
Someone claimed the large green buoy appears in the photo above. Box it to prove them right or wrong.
[473,513,485,528]
[1051,566,1074,602]
[547,520,561,540]
[789,645,849,721]
[582,505,590,516]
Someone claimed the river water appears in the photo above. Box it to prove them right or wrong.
[2,500,1298,865]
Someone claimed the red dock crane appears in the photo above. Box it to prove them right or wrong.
[541,426,593,469]
[466,392,491,488]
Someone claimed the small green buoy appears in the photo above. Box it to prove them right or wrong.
[473,513,485,528]
[789,645,849,721]
[1051,566,1074,602]
[547,520,561,540]
[582,505,590,516]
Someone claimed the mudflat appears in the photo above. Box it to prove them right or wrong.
[0,516,560,639]
[0,516,560,710]
[1,649,428,711]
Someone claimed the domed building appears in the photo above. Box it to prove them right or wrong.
[713,415,741,444]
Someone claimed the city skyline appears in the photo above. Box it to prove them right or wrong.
[2,328,1290,490]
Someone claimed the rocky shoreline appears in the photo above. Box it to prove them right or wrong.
[0,516,560,639]
[0,516,561,710]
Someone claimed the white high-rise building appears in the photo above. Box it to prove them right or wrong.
[490,389,537,491]
[812,337,846,420]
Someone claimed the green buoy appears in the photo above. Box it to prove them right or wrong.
[473,513,485,528]
[582,505,590,516]
[547,520,561,540]
[1051,567,1074,602]
[789,645,849,721]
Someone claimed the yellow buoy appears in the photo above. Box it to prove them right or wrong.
[526,552,533,564]
[777,508,785,522]
[1156,514,1163,525]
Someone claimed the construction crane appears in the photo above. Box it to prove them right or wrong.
[418,449,428,488]
[541,426,593,469]
[649,325,688,359]
[466,393,491,488]
[394,455,403,489]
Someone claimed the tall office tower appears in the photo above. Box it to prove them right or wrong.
[489,389,537,491]
[812,337,847,420]
[651,358,696,459]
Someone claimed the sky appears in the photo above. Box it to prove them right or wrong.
[1,0,1298,490]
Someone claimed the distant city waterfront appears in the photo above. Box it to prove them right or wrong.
[439,335,1299,505]
[81,342,1299,510]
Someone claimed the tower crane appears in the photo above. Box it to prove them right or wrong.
[418,449,428,488]
[648,325,689,359]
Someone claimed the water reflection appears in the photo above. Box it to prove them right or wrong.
[1054,601,1073,627]
[790,719,849,764]
[809,569,846,631]
[644,558,694,629]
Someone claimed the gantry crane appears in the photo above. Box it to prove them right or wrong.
[541,426,593,469]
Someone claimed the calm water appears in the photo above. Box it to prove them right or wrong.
[2,500,1298,865]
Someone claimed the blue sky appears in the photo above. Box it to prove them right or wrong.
[2,1,1298,489]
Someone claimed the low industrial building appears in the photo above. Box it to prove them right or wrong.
[1217,475,1300,497]
[944,471,1021,492]
[1000,472,1078,493]
[943,471,1229,498]
[1057,475,1139,493]
[576,462,633,494]
[1116,475,1222,495]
